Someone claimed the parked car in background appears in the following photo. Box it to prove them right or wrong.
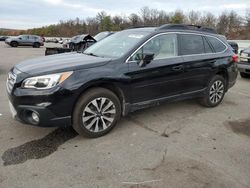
[5,35,44,48]
[45,38,58,43]
[45,34,96,55]
[238,48,250,78]
[228,41,239,54]
[7,24,238,138]
[93,31,114,41]
[58,38,64,44]
[67,34,96,51]
[0,36,9,41]
[45,32,113,56]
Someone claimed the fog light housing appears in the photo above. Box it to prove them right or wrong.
[31,112,39,123]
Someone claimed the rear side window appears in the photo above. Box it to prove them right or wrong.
[179,34,204,55]
[206,36,226,53]
[203,37,213,53]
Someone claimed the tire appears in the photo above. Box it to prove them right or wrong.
[33,42,40,48]
[199,75,226,107]
[72,88,121,138]
[240,72,250,78]
[10,41,18,47]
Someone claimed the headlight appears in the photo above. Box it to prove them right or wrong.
[22,71,73,89]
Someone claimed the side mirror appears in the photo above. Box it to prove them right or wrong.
[139,53,154,67]
[19,37,22,40]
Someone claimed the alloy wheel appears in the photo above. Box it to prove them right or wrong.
[209,80,224,104]
[82,97,116,133]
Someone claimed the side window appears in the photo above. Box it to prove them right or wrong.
[179,34,204,55]
[22,35,28,40]
[130,34,178,61]
[203,37,213,53]
[206,36,226,53]
[31,36,37,40]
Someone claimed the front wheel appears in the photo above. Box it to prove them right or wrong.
[200,75,226,107]
[72,88,121,138]
[10,41,18,47]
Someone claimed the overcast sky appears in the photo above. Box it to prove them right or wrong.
[0,0,249,29]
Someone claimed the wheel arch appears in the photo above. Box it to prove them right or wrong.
[215,69,229,91]
[71,81,127,123]
[10,40,18,45]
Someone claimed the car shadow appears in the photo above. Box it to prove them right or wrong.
[1,127,78,166]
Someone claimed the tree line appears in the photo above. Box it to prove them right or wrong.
[1,7,250,39]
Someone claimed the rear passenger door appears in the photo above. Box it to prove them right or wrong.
[178,34,215,93]
[28,36,35,45]
[19,35,30,45]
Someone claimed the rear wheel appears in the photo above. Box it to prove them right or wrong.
[240,72,250,78]
[200,75,226,107]
[33,42,40,48]
[72,88,121,138]
[10,41,18,47]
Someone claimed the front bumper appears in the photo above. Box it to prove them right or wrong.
[7,79,76,127]
[8,101,72,127]
[238,62,250,73]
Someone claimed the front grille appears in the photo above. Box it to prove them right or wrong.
[6,71,17,93]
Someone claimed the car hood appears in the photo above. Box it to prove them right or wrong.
[15,52,112,75]
[242,48,250,54]
[5,37,13,41]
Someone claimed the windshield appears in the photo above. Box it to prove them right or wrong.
[84,30,150,58]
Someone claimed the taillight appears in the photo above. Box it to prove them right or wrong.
[232,54,239,63]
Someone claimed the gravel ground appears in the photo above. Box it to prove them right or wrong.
[0,41,250,188]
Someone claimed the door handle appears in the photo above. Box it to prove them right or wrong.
[172,65,184,71]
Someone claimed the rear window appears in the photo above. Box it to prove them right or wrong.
[206,36,226,53]
[179,34,204,55]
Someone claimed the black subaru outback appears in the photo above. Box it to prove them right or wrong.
[7,24,238,137]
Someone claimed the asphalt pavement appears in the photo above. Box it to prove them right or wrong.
[0,42,250,188]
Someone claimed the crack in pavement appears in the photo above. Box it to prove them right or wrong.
[161,125,183,138]
[229,90,250,98]
[126,116,160,134]
[127,116,185,139]
[174,144,249,188]
[143,148,168,171]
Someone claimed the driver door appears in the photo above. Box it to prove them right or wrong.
[126,33,184,103]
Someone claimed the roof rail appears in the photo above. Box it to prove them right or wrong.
[156,24,217,34]
[127,25,155,29]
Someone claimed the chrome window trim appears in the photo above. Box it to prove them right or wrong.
[125,32,228,63]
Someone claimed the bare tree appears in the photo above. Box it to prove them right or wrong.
[158,10,170,25]
[188,11,200,25]
[170,10,186,24]
[140,6,151,25]
[200,12,216,28]
[216,12,230,35]
[6,7,249,39]
[96,11,107,23]
[129,13,141,27]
